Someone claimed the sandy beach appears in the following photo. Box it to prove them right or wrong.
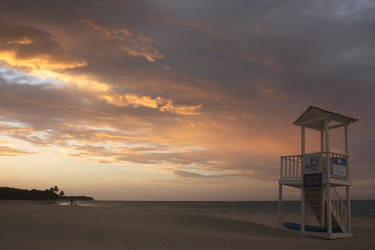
[0,201,374,250]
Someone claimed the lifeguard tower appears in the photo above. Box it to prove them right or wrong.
[278,106,358,239]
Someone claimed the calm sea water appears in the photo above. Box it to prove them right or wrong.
[59,200,375,218]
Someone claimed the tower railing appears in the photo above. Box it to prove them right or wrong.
[279,152,349,183]
[280,155,302,181]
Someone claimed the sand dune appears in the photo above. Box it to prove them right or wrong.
[0,201,374,250]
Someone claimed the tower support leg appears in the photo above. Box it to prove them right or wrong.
[278,184,283,228]
[327,184,332,238]
[320,189,325,226]
[346,186,351,233]
[301,187,305,232]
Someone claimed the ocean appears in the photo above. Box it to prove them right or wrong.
[58,200,375,218]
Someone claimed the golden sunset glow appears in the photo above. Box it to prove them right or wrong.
[100,93,202,115]
[0,51,87,71]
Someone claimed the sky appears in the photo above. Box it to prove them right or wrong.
[0,0,374,200]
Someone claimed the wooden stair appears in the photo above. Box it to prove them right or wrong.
[305,187,324,226]
[305,187,347,233]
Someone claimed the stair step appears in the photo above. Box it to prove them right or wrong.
[303,187,346,233]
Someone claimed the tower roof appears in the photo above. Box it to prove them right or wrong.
[294,106,358,130]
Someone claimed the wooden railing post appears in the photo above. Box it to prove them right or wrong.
[301,127,306,232]
[325,121,332,238]
[345,125,351,234]
[280,157,284,179]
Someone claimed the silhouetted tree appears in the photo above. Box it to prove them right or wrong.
[49,186,59,194]
[59,190,65,196]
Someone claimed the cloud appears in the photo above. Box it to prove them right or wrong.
[80,18,163,62]
[0,21,202,115]
[0,51,86,72]
[100,93,163,109]
[256,87,286,101]
[244,51,281,72]
[5,36,32,45]
[100,93,202,115]
[0,21,87,71]
[0,145,33,157]
[174,169,244,179]
[159,99,202,115]
[0,77,286,181]
[0,22,112,92]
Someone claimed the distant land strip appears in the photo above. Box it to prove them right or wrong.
[0,187,94,200]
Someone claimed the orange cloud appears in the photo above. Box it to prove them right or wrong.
[36,70,111,92]
[0,22,114,92]
[1,47,200,114]
[0,35,114,92]
[0,22,87,72]
[100,93,202,115]
[6,36,33,45]
[0,145,33,156]
[81,18,163,62]
[122,94,163,109]
[0,51,87,71]
[159,99,202,115]
[0,51,110,92]
[0,19,293,184]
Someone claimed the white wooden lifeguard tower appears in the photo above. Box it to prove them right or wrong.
[278,106,358,239]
